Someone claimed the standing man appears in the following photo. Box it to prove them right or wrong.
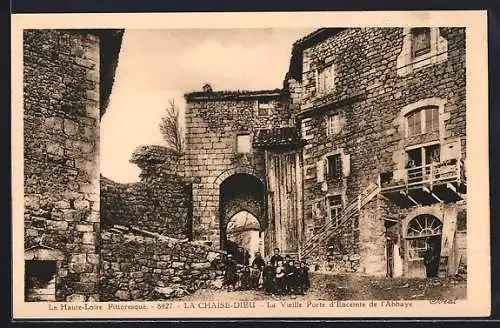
[252,251,265,270]
[270,248,283,268]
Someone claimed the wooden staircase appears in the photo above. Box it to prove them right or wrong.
[299,182,380,261]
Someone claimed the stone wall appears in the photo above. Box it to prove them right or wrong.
[293,27,466,275]
[183,91,292,248]
[100,229,225,301]
[100,145,192,239]
[24,29,102,301]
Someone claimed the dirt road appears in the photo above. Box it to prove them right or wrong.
[181,273,466,301]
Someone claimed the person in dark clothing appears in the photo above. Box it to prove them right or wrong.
[270,248,283,268]
[423,238,440,279]
[224,254,238,291]
[299,261,310,292]
[252,252,265,270]
[262,264,276,295]
[241,248,250,266]
[239,266,251,290]
[286,260,299,295]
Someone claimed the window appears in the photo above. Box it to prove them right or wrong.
[396,28,448,77]
[327,195,342,227]
[317,64,335,95]
[456,210,467,232]
[326,154,342,179]
[236,134,251,153]
[406,214,442,260]
[326,113,341,136]
[411,27,431,57]
[406,106,439,137]
[257,100,273,117]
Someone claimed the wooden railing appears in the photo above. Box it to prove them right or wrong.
[380,160,462,192]
[299,183,380,261]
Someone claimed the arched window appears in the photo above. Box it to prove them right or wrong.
[406,106,439,137]
[406,214,442,260]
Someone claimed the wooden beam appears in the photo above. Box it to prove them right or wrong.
[423,186,443,203]
[406,193,419,206]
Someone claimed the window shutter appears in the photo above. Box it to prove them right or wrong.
[342,154,351,177]
[316,159,325,182]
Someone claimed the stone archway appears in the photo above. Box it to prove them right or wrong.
[225,211,263,265]
[219,173,266,258]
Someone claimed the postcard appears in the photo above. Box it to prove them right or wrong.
[11,10,490,319]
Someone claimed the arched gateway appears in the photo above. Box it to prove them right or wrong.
[219,173,266,259]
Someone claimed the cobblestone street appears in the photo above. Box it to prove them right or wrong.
[181,272,467,301]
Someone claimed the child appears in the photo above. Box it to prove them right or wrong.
[262,264,275,295]
[249,263,261,290]
[299,261,310,292]
[240,266,251,290]
[224,254,238,291]
[275,260,286,295]
[284,257,295,294]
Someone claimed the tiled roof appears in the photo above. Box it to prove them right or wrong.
[253,126,302,148]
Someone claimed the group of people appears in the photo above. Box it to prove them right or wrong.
[223,248,310,296]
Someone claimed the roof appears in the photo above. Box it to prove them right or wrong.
[286,28,346,83]
[184,89,285,102]
[252,126,303,149]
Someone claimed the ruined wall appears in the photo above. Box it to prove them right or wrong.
[100,230,225,301]
[24,29,102,301]
[100,176,192,239]
[183,92,292,248]
[100,145,192,239]
[295,28,466,275]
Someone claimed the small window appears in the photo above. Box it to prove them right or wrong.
[411,27,431,58]
[457,210,467,232]
[326,113,341,136]
[317,64,335,95]
[236,134,251,153]
[327,195,342,227]
[257,100,273,117]
[326,154,342,179]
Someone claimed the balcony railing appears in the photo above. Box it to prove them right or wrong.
[380,159,464,193]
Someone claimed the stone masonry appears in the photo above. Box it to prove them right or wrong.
[183,90,293,249]
[23,29,122,301]
[100,146,193,239]
[288,27,466,275]
[100,229,225,301]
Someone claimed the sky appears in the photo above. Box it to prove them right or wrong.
[101,28,315,183]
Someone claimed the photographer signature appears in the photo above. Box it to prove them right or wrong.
[429,298,457,305]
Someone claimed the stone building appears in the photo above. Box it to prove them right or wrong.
[23,29,123,301]
[184,27,467,278]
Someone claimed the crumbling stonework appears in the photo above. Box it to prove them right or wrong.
[100,229,225,301]
[100,145,192,239]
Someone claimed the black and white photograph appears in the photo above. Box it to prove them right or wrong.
[12,11,489,319]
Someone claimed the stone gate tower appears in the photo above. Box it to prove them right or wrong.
[183,88,303,256]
